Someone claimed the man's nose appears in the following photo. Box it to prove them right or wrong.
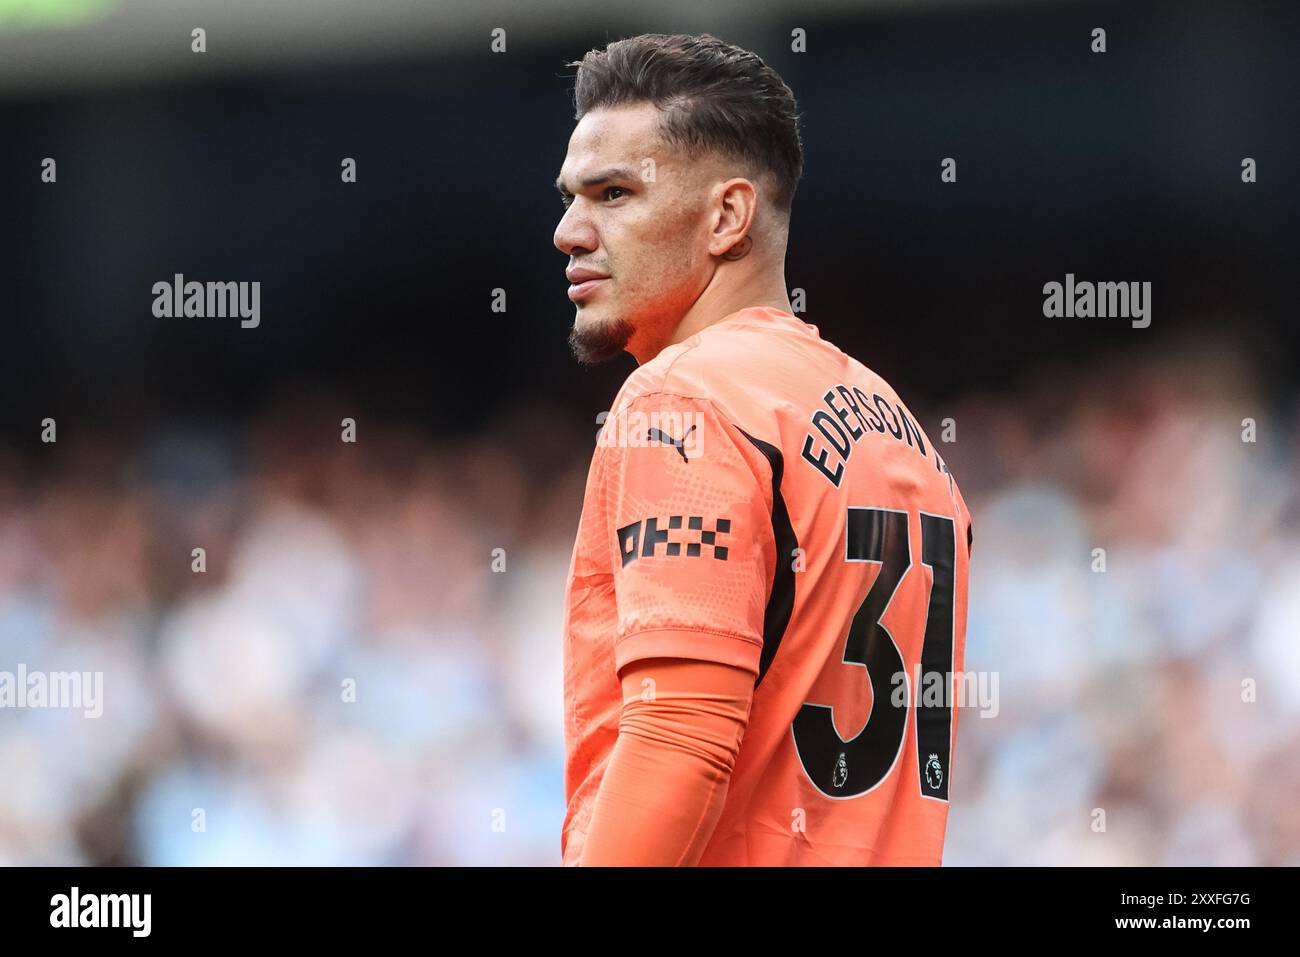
[554,205,597,257]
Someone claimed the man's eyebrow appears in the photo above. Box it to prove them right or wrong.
[554,167,638,195]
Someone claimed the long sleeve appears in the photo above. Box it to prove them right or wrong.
[578,656,756,866]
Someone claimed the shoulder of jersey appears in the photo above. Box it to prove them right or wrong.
[616,315,814,410]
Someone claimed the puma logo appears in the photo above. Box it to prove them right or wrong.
[647,425,696,463]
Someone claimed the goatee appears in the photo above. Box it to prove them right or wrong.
[568,314,635,365]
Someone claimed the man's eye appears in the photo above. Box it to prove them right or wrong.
[560,187,625,208]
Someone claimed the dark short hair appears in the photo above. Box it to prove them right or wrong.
[566,33,804,217]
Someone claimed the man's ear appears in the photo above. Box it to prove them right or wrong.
[722,235,753,261]
[709,178,759,259]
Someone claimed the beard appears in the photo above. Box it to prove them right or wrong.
[568,312,635,365]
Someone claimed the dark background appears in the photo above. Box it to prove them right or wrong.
[5,0,1297,441]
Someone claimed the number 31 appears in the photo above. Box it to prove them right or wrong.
[793,507,958,801]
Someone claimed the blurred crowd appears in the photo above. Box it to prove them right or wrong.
[0,333,1297,865]
[944,334,1300,865]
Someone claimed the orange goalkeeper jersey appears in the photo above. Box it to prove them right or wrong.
[561,305,973,866]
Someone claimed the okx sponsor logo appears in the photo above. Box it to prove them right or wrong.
[617,515,732,567]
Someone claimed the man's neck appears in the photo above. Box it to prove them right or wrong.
[631,278,793,364]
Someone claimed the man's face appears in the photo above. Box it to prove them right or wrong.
[553,102,712,364]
